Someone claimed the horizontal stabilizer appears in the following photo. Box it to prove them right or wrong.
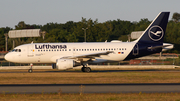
[148,45,172,50]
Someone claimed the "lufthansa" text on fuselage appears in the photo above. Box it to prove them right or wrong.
[35,44,67,49]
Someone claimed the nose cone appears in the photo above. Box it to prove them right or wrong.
[4,53,12,62]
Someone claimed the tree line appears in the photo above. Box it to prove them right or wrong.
[0,12,180,53]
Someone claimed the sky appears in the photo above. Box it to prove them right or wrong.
[0,0,179,28]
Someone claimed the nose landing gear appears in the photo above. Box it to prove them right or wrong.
[28,63,33,73]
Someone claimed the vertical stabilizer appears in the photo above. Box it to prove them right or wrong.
[125,12,170,60]
[135,12,169,44]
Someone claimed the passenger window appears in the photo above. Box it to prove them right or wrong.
[87,49,89,51]
[76,49,78,51]
[19,49,21,52]
[69,49,71,51]
[85,49,86,51]
[122,48,124,50]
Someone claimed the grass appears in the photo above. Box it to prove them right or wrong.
[0,93,180,101]
[0,68,180,84]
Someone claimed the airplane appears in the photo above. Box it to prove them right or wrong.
[5,12,173,73]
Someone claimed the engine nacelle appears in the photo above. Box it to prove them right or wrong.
[56,59,75,70]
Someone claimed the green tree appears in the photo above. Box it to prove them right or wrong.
[15,21,41,30]
[134,18,150,31]
[0,27,11,51]
[172,12,180,23]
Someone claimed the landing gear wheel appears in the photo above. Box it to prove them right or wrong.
[81,67,91,73]
[81,67,86,72]
[28,69,33,73]
[85,67,91,73]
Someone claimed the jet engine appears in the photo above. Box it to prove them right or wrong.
[55,59,77,70]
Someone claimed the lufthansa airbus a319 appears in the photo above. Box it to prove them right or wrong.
[5,12,173,73]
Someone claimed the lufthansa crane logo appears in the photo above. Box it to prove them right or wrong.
[148,25,164,41]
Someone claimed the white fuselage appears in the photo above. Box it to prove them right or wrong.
[5,41,136,64]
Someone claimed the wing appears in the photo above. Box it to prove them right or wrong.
[62,51,114,62]
[50,51,114,63]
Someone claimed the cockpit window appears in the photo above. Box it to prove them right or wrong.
[12,49,21,52]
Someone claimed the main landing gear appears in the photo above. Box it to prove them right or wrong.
[81,65,91,72]
[28,63,33,73]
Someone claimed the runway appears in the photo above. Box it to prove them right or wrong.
[1,83,180,94]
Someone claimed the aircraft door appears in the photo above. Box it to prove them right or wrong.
[133,44,139,55]
[27,44,34,57]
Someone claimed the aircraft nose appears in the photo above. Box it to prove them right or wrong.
[4,53,12,61]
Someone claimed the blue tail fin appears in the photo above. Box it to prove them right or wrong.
[124,12,170,60]
[136,12,169,44]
